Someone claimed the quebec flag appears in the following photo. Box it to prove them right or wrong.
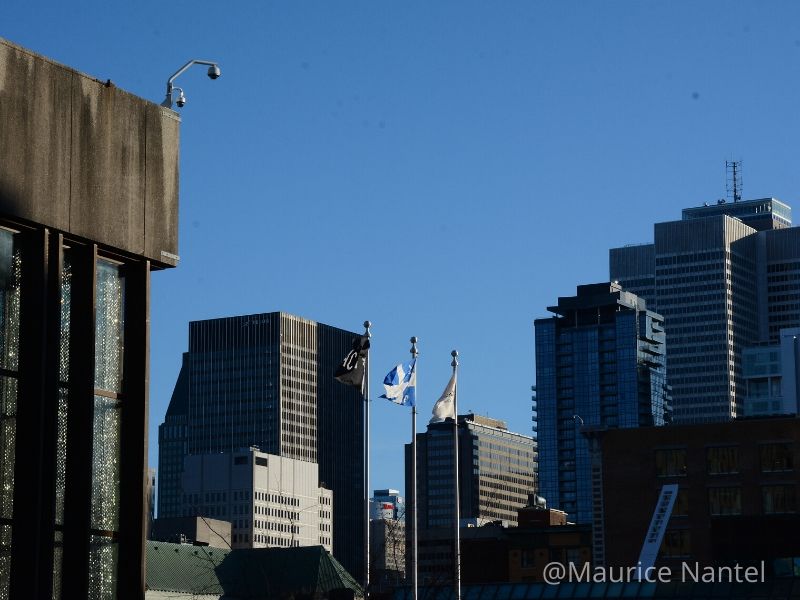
[380,359,417,406]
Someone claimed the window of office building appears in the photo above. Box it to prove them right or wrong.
[672,489,689,517]
[655,449,687,477]
[0,230,20,599]
[763,485,797,514]
[760,443,794,473]
[708,487,741,516]
[707,446,739,475]
[661,530,691,558]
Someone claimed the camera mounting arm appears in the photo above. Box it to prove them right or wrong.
[162,59,221,109]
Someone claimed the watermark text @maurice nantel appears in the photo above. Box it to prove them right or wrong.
[542,561,766,585]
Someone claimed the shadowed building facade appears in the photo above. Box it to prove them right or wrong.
[157,313,366,580]
[534,283,669,526]
[0,38,180,599]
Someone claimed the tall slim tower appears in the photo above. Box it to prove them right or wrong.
[158,312,365,580]
[534,283,669,524]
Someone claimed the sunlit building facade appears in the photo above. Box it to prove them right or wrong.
[610,199,800,424]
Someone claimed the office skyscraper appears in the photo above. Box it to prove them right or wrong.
[405,414,537,583]
[157,312,365,580]
[534,283,669,524]
[610,198,800,423]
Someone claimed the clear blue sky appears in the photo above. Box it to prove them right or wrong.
[4,2,800,498]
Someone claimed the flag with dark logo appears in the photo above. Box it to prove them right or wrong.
[334,335,370,387]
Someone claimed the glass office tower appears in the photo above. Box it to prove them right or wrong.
[534,283,669,524]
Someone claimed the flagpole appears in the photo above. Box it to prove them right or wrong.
[363,320,372,596]
[451,350,461,600]
[410,336,419,600]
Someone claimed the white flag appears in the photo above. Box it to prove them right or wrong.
[430,372,456,424]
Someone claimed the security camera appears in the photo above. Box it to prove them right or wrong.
[207,65,221,80]
[176,90,187,107]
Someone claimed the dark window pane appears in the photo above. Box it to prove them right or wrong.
[655,449,687,477]
[0,378,17,521]
[54,388,68,525]
[0,229,21,372]
[708,488,741,516]
[760,443,793,473]
[707,447,739,475]
[0,524,10,600]
[52,530,63,600]
[762,485,797,514]
[58,252,71,383]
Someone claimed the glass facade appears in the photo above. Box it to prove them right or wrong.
[535,284,668,524]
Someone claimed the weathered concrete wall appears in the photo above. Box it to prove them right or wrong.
[0,38,180,267]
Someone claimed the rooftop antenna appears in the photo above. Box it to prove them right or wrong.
[726,160,743,203]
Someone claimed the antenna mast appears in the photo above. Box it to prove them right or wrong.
[726,160,743,202]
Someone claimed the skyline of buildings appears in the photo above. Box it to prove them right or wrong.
[610,197,800,423]
[11,28,800,600]
[157,311,366,580]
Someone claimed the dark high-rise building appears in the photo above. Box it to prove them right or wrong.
[610,198,800,423]
[156,354,188,520]
[0,38,181,599]
[157,312,365,580]
[534,283,669,526]
[405,413,537,584]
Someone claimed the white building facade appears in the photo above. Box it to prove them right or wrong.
[181,448,333,551]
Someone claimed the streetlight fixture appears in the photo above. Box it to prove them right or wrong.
[161,59,221,109]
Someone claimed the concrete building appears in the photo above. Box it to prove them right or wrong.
[0,38,180,599]
[610,198,800,423]
[369,518,405,591]
[600,416,800,572]
[158,313,365,579]
[534,283,669,526]
[405,413,537,584]
[180,449,333,551]
[150,516,232,549]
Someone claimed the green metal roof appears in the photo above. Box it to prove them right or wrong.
[145,541,363,599]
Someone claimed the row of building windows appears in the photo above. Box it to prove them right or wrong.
[655,443,794,477]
